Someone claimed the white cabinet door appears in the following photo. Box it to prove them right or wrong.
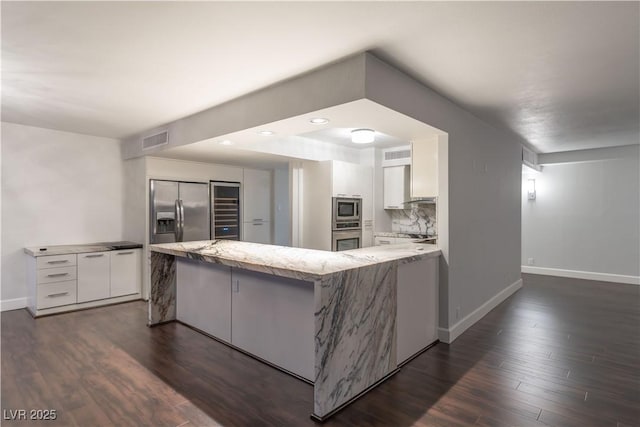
[384,165,410,209]
[231,268,314,381]
[397,256,438,365]
[243,221,272,244]
[331,160,351,197]
[77,252,110,303]
[110,249,141,297]
[411,138,438,198]
[243,169,272,223]
[177,258,231,342]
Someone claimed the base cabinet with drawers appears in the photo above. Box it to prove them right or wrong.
[26,248,142,317]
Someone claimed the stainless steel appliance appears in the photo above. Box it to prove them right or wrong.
[150,180,210,244]
[332,229,362,252]
[332,197,361,226]
[211,181,241,241]
[332,197,363,251]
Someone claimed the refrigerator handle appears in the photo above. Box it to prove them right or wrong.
[179,199,185,241]
[174,199,181,242]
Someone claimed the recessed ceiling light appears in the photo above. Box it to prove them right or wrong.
[309,117,329,125]
[218,140,233,146]
[351,128,375,144]
[258,130,275,136]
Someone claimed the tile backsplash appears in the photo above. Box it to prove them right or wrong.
[390,204,436,236]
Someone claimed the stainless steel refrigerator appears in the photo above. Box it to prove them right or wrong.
[150,180,210,244]
[210,181,241,240]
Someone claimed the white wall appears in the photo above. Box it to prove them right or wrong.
[1,123,125,309]
[522,154,640,283]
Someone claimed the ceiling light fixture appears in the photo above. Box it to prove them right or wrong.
[258,130,275,136]
[351,128,375,144]
[218,140,233,146]
[309,117,329,125]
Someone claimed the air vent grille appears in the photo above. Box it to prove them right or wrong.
[382,145,412,167]
[384,149,411,161]
[142,131,169,150]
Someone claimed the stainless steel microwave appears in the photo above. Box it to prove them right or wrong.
[332,197,361,225]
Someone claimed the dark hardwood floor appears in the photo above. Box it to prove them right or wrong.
[2,273,638,426]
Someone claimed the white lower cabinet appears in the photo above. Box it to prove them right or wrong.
[37,280,77,309]
[396,256,438,365]
[77,252,111,303]
[27,247,142,316]
[243,220,272,244]
[176,259,231,342]
[230,268,315,381]
[110,249,142,297]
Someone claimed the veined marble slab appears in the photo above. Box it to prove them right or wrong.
[374,231,437,239]
[149,240,440,281]
[24,241,142,257]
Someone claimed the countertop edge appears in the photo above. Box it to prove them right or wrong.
[24,242,143,257]
[149,242,441,280]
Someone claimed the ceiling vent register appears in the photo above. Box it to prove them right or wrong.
[382,145,411,167]
[142,131,169,150]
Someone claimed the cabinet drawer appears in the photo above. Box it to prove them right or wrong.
[37,280,77,309]
[37,266,77,284]
[37,254,77,270]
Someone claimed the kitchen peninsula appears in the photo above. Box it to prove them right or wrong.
[149,240,440,420]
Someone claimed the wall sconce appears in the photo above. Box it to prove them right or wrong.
[527,179,536,200]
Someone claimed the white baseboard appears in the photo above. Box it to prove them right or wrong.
[438,278,523,344]
[1,297,27,312]
[521,266,640,285]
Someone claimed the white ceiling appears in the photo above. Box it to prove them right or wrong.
[2,2,638,153]
[154,99,439,167]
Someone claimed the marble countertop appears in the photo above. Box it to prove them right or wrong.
[374,231,437,239]
[24,241,143,257]
[150,240,440,281]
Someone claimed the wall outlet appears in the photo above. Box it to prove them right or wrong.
[456,306,461,320]
[527,258,535,266]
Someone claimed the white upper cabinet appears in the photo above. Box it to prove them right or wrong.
[411,138,438,198]
[243,168,272,223]
[383,165,410,209]
[332,160,370,199]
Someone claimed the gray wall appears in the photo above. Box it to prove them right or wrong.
[523,152,640,277]
[365,55,523,330]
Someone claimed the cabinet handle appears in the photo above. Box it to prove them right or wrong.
[47,292,69,298]
[252,218,263,222]
[116,251,134,255]
[46,273,69,278]
[233,279,239,293]
[379,241,391,245]
[337,193,347,197]
[252,223,262,226]
[352,194,362,197]
[47,260,68,264]
[85,254,104,258]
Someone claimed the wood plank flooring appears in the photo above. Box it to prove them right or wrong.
[2,273,638,426]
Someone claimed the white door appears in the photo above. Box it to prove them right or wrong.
[396,257,438,365]
[243,169,272,223]
[177,258,232,342]
[110,249,141,297]
[383,165,409,209]
[243,221,272,244]
[231,268,314,381]
[77,252,111,303]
